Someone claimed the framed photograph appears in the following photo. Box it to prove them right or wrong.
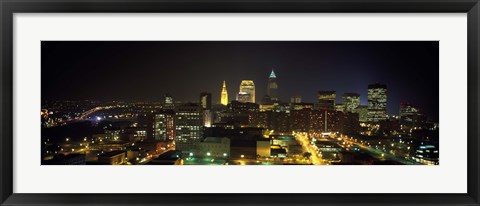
[1,0,479,205]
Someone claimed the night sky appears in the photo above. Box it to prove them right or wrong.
[42,41,439,120]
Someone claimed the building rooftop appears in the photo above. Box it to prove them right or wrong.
[270,135,295,141]
[342,93,360,97]
[203,137,228,143]
[98,150,125,157]
[154,150,182,161]
[368,83,387,89]
[269,70,277,78]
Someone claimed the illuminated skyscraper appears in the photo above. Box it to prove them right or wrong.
[267,69,278,102]
[367,83,387,122]
[200,92,212,110]
[238,80,255,103]
[342,93,361,113]
[221,81,228,106]
[317,91,336,111]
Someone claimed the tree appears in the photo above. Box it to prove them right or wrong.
[303,152,312,160]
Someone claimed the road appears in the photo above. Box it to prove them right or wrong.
[335,134,422,165]
[295,132,324,165]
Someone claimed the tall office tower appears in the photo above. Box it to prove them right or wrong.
[267,69,279,102]
[367,83,387,122]
[200,92,212,127]
[200,92,212,110]
[221,81,229,106]
[399,102,419,122]
[154,110,176,142]
[203,109,212,127]
[317,91,336,111]
[399,102,418,117]
[342,93,361,113]
[164,93,174,110]
[175,103,204,154]
[238,80,256,103]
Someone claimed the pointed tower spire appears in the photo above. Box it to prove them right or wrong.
[269,69,276,78]
[267,69,279,102]
[221,80,228,105]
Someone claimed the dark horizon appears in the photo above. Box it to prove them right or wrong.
[41,41,439,121]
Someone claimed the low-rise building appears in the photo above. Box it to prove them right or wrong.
[97,150,126,165]
[199,137,230,158]
[148,150,183,165]
[256,140,271,157]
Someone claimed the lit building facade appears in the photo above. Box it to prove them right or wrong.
[248,111,268,128]
[317,91,336,111]
[221,81,228,106]
[335,103,345,112]
[355,105,369,122]
[236,92,252,103]
[291,103,314,111]
[399,102,419,118]
[200,92,212,110]
[291,109,311,132]
[164,93,174,110]
[200,92,213,127]
[238,80,255,103]
[228,101,260,113]
[267,70,278,102]
[399,102,426,129]
[175,103,204,154]
[367,83,387,122]
[154,110,176,141]
[342,93,361,113]
[199,137,230,158]
[203,110,212,127]
[291,94,302,103]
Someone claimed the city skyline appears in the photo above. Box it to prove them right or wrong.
[42,41,439,120]
[41,41,439,166]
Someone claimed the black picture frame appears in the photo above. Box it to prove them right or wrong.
[1,0,479,205]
